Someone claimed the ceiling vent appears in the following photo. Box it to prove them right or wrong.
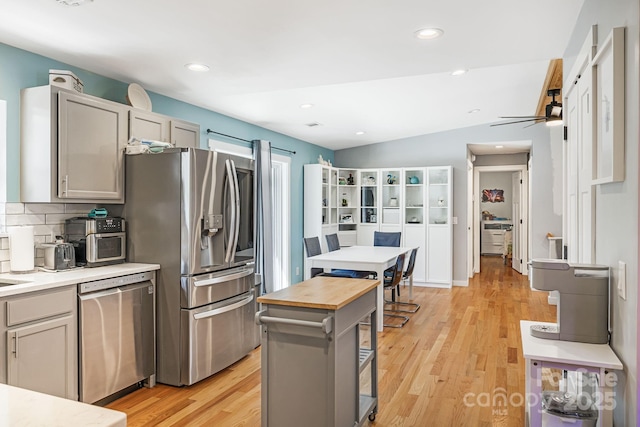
[56,0,93,6]
[305,122,322,128]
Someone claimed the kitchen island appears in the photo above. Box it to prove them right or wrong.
[257,276,379,427]
[0,383,126,426]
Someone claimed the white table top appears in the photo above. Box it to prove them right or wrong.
[0,383,126,426]
[308,245,412,265]
[520,320,623,370]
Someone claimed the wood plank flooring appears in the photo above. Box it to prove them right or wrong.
[107,256,556,426]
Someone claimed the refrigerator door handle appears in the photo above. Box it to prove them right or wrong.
[224,159,237,263]
[193,269,254,287]
[193,293,254,320]
[229,159,241,260]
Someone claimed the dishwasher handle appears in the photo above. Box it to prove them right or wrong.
[193,293,254,320]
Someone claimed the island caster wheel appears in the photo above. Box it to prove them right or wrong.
[368,412,376,422]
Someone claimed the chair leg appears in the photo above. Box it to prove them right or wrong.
[384,284,420,313]
[383,313,409,328]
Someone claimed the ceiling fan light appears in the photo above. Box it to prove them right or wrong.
[546,117,563,127]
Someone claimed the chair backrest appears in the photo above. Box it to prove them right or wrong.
[303,236,322,257]
[385,253,406,287]
[303,237,324,277]
[403,248,418,278]
[325,233,341,252]
[373,231,401,247]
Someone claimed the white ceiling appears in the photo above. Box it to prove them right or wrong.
[0,0,584,151]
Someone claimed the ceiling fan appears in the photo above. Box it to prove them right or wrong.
[491,88,563,127]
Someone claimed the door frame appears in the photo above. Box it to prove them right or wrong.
[472,164,530,275]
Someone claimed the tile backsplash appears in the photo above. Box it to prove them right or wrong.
[0,202,97,273]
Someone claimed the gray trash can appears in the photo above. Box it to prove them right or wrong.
[542,391,598,427]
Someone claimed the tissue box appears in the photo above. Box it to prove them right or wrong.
[49,69,84,93]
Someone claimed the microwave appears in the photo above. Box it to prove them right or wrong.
[66,217,126,267]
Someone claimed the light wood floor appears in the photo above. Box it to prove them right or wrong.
[107,256,556,426]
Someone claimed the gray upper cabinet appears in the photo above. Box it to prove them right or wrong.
[170,118,200,148]
[129,110,199,148]
[129,109,169,143]
[21,85,127,203]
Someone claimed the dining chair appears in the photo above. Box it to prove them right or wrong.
[304,236,371,279]
[388,247,420,313]
[382,253,409,328]
[325,233,341,252]
[373,231,401,247]
[303,236,326,278]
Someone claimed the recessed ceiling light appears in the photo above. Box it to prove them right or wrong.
[451,69,468,76]
[468,109,480,114]
[355,131,366,136]
[56,0,92,5]
[300,103,314,109]
[415,28,444,40]
[495,145,504,149]
[185,63,210,72]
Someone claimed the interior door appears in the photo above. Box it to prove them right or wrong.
[511,171,521,272]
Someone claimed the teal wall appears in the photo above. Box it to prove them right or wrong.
[0,42,333,284]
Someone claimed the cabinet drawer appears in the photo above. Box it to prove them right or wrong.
[484,230,505,238]
[6,287,75,326]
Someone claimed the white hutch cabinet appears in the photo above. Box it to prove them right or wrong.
[304,164,453,287]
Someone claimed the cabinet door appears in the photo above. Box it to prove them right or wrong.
[404,225,425,282]
[171,119,200,148]
[129,110,169,142]
[7,315,76,399]
[58,91,127,200]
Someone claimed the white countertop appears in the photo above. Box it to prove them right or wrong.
[520,320,623,370]
[0,263,160,297]
[0,383,126,426]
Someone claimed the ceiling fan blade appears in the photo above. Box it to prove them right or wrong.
[490,118,543,127]
[498,115,547,119]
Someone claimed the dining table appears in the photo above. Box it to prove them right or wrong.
[306,245,415,332]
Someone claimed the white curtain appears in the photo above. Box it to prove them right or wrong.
[254,140,274,294]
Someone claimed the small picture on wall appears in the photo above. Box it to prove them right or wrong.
[482,189,505,203]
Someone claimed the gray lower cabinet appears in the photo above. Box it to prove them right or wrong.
[257,277,378,427]
[1,286,77,400]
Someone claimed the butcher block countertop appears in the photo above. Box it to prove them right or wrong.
[257,276,379,310]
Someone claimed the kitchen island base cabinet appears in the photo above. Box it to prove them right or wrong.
[257,277,378,427]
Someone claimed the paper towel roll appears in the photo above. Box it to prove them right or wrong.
[9,226,35,273]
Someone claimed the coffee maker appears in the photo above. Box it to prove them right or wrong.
[529,259,610,344]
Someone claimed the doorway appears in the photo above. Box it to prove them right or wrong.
[471,164,529,276]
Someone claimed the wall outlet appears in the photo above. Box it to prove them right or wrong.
[452,216,458,224]
[295,266,300,276]
[617,261,626,300]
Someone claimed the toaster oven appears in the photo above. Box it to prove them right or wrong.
[65,217,126,267]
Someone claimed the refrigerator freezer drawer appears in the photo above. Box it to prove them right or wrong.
[181,266,254,308]
[180,290,256,385]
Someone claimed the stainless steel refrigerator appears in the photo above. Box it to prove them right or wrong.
[124,148,258,386]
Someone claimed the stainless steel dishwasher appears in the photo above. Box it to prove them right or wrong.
[78,271,156,404]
